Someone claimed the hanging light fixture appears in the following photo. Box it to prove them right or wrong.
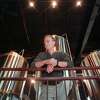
[76,0,82,7]
[51,0,58,8]
[29,0,35,8]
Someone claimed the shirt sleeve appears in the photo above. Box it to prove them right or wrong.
[31,52,45,67]
[61,52,73,67]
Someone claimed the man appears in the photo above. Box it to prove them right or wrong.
[31,34,70,100]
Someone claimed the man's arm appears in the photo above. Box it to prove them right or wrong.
[58,61,67,67]
[35,58,57,68]
[35,59,49,68]
[57,52,69,67]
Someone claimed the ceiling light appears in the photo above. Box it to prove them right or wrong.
[76,0,82,7]
[29,1,35,8]
[51,0,58,8]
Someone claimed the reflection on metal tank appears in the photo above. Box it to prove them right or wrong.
[81,50,100,100]
[0,51,28,100]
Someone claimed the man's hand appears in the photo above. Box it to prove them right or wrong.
[46,58,57,73]
[58,62,67,67]
[47,58,57,66]
[46,65,54,73]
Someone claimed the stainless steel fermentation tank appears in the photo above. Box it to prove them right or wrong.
[81,50,100,100]
[0,51,28,100]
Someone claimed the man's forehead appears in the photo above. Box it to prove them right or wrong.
[44,36,52,40]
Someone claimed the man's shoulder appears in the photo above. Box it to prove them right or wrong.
[38,52,47,56]
[56,51,66,55]
[56,52,69,57]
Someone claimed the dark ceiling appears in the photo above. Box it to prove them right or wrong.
[0,0,100,59]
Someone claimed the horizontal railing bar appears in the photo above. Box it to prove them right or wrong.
[0,76,100,81]
[0,67,100,71]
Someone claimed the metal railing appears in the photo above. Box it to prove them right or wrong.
[0,66,100,100]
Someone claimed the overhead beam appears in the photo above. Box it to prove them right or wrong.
[96,0,100,6]
[79,1,99,55]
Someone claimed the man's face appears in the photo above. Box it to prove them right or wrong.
[44,36,55,50]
